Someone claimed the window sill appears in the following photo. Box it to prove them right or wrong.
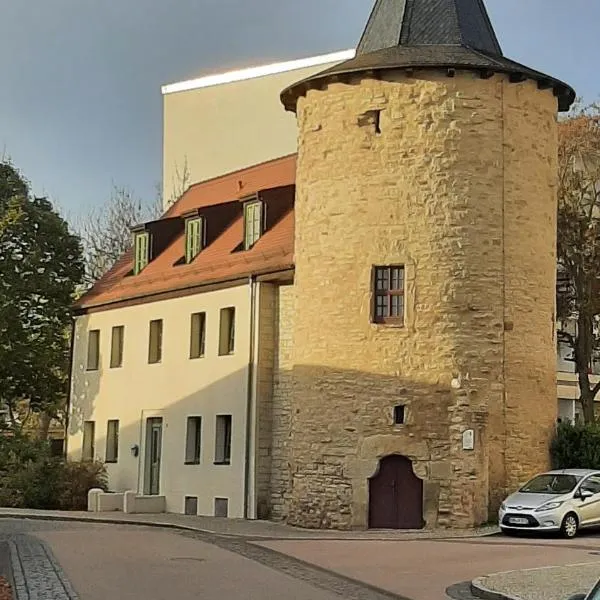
[213,461,231,466]
[184,461,201,465]
[372,321,406,329]
[218,352,235,357]
[104,460,118,464]
[148,361,162,365]
[189,356,205,361]
[86,368,99,373]
[109,365,123,370]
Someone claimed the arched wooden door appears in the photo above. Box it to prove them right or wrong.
[368,455,424,529]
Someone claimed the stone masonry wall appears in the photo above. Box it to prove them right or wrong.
[501,82,559,494]
[288,71,558,529]
[268,284,295,520]
[255,283,276,519]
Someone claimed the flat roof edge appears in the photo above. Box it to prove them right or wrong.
[161,49,356,95]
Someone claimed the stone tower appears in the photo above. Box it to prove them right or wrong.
[280,0,575,529]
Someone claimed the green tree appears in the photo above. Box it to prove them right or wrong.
[557,103,600,423]
[0,161,84,432]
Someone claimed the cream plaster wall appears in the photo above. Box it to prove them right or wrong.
[68,284,252,517]
[162,57,349,207]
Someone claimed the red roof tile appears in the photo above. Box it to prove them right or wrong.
[76,155,296,312]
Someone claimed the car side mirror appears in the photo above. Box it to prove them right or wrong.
[579,489,594,500]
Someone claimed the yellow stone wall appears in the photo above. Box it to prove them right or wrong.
[287,71,558,529]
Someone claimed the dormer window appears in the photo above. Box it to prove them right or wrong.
[134,231,150,274]
[185,216,204,263]
[244,199,263,250]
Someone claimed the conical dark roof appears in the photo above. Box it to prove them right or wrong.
[281,0,575,112]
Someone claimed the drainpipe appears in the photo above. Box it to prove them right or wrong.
[63,316,77,459]
[243,275,257,519]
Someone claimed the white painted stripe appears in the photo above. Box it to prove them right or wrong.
[161,49,356,95]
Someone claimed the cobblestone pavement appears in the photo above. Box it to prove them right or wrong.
[7,534,78,600]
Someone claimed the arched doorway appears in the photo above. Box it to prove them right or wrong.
[368,455,424,529]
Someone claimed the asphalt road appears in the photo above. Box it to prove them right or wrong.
[1,519,599,600]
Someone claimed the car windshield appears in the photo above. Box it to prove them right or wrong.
[519,474,580,494]
[588,580,600,600]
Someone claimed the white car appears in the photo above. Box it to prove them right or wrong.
[568,578,600,600]
[499,469,600,538]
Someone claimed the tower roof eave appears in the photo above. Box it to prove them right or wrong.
[280,45,576,113]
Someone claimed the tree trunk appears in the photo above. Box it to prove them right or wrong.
[37,411,51,441]
[580,389,597,424]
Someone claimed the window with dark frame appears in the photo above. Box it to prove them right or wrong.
[148,319,163,364]
[86,330,100,371]
[185,217,204,263]
[214,415,232,465]
[82,421,95,462]
[185,416,202,464]
[243,200,263,250]
[134,231,151,274]
[218,307,235,355]
[190,312,206,359]
[110,326,124,368]
[394,405,406,425]
[105,420,119,463]
[373,266,405,324]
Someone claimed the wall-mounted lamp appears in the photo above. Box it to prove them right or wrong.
[131,444,139,458]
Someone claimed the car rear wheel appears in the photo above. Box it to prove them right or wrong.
[560,513,579,539]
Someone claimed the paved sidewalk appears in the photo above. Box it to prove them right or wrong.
[0,508,499,540]
[472,562,600,600]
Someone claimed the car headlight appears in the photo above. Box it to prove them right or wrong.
[534,501,564,512]
[500,502,507,512]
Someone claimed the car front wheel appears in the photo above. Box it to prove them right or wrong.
[560,513,579,539]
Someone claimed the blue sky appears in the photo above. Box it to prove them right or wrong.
[0,0,597,218]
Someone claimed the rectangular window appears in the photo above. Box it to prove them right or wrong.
[82,421,95,462]
[185,217,204,263]
[148,319,163,364]
[134,231,150,274]
[373,266,405,324]
[244,200,263,250]
[110,326,124,368]
[86,330,100,371]
[185,417,202,464]
[214,415,232,465]
[105,420,119,463]
[218,308,235,355]
[190,312,206,359]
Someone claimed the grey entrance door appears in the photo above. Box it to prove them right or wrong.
[145,417,163,495]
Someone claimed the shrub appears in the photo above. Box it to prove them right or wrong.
[550,422,600,470]
[58,460,108,510]
[0,431,107,510]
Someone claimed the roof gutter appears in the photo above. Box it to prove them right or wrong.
[243,275,258,519]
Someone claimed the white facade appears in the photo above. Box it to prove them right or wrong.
[68,284,258,517]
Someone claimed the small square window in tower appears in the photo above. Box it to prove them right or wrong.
[185,217,204,263]
[394,405,406,425]
[243,199,263,250]
[134,231,151,274]
[373,266,405,325]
